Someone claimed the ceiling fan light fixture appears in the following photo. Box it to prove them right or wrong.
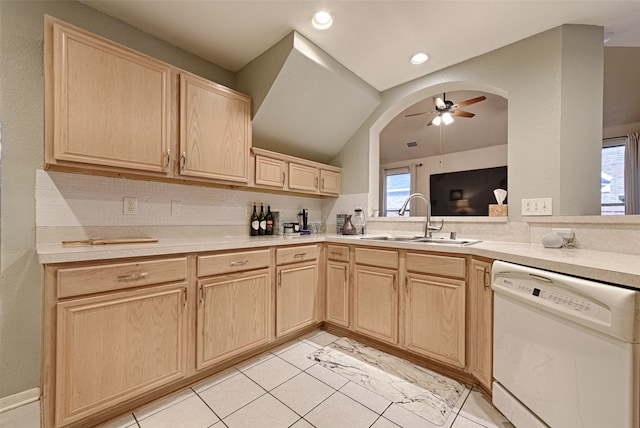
[312,10,333,29]
[410,52,429,65]
[432,115,442,126]
[442,112,454,125]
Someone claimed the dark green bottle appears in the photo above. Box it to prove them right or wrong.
[265,205,274,235]
[258,202,266,235]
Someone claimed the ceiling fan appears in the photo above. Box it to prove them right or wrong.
[405,93,487,126]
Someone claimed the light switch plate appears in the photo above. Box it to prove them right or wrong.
[521,198,552,216]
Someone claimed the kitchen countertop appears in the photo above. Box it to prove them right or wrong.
[37,233,640,290]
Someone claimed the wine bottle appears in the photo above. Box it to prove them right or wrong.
[250,203,259,236]
[258,202,266,235]
[265,205,274,235]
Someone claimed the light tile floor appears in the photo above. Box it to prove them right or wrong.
[2,331,511,428]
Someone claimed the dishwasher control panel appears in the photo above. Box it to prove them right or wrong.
[493,275,611,325]
[500,277,594,313]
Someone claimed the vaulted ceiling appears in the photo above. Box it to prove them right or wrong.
[80,1,640,163]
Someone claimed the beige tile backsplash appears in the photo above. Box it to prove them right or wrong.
[36,170,640,255]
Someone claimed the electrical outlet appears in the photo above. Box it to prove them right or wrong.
[171,201,182,217]
[123,197,137,215]
[521,198,552,216]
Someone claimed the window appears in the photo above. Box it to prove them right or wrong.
[601,144,625,215]
[383,167,411,216]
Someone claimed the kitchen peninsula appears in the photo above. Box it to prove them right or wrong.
[37,227,640,427]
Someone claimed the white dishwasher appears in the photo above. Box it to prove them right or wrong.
[491,261,640,428]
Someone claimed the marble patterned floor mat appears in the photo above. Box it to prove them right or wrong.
[311,337,469,426]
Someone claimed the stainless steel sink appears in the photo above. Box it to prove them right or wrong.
[359,236,421,241]
[412,237,482,246]
[360,236,481,246]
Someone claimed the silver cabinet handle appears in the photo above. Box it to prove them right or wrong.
[282,172,286,184]
[116,272,149,281]
[181,152,186,171]
[183,287,188,308]
[230,260,249,267]
[483,267,490,289]
[166,149,171,169]
[294,252,307,258]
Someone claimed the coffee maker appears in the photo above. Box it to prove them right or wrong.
[298,209,309,234]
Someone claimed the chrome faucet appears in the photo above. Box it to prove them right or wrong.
[398,193,444,238]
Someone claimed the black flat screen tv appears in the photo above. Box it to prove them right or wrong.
[429,166,507,216]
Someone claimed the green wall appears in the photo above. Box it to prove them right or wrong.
[0,0,234,399]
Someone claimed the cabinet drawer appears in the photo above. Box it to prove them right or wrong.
[276,245,319,265]
[198,249,270,277]
[406,252,466,278]
[355,247,398,269]
[57,258,188,298]
[327,245,349,262]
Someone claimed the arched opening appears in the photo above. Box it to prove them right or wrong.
[368,82,509,216]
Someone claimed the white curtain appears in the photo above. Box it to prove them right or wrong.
[624,132,640,214]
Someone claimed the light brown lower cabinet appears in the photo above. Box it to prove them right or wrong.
[404,273,466,368]
[352,248,399,345]
[468,258,494,391]
[326,260,350,327]
[274,245,321,337]
[353,264,399,345]
[55,282,188,427]
[325,244,350,328]
[276,262,319,336]
[197,269,271,369]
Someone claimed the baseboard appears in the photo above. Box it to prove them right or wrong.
[0,388,40,414]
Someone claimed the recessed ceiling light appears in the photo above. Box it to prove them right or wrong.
[410,52,429,65]
[312,10,333,30]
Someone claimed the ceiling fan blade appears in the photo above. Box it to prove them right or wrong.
[452,95,486,109]
[426,116,437,126]
[404,110,436,118]
[452,110,475,118]
[434,97,446,109]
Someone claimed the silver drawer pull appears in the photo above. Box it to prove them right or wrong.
[230,260,249,267]
[117,272,149,281]
[294,252,307,258]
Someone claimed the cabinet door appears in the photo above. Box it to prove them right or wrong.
[353,265,398,344]
[326,261,349,327]
[255,156,286,188]
[320,169,341,195]
[276,263,318,337]
[197,270,270,369]
[405,273,465,368]
[55,283,188,426]
[50,22,171,173]
[469,259,493,391]
[180,73,251,183]
[288,163,319,193]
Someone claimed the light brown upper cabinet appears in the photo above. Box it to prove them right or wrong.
[44,17,252,187]
[288,162,319,193]
[179,72,251,183]
[45,18,172,174]
[254,155,286,188]
[319,169,341,196]
[251,148,342,196]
